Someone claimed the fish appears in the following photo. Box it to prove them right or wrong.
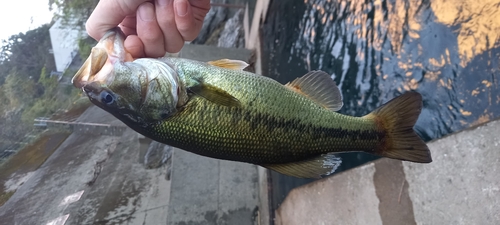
[72,28,432,179]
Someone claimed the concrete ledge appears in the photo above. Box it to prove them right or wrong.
[403,120,500,224]
[275,119,500,225]
[167,151,259,225]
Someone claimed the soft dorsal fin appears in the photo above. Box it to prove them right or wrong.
[208,59,249,70]
[262,153,342,179]
[285,71,343,111]
[189,83,241,108]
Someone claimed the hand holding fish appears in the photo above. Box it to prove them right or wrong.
[86,0,210,58]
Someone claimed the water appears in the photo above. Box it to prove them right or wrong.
[261,0,500,212]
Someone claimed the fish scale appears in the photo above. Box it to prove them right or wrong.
[138,58,382,164]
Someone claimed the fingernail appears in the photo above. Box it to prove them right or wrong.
[175,0,188,16]
[139,4,155,21]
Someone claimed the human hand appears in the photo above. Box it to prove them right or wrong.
[86,0,211,58]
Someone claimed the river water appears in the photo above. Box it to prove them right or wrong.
[260,0,500,212]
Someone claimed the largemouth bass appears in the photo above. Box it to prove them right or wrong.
[72,29,432,178]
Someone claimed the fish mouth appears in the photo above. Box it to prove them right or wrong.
[72,28,133,88]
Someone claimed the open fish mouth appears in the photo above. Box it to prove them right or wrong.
[71,28,132,89]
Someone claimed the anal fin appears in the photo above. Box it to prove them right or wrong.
[262,153,342,179]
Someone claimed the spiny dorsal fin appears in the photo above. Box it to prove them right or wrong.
[189,83,241,108]
[262,153,342,179]
[285,71,343,111]
[208,59,249,70]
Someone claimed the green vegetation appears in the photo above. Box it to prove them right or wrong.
[0,24,56,84]
[0,15,90,152]
[20,67,84,123]
[0,191,14,207]
[78,36,97,59]
[50,0,99,29]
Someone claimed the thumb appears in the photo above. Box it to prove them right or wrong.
[86,0,149,40]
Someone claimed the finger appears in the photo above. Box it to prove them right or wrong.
[174,0,206,41]
[137,2,167,57]
[86,0,149,40]
[155,0,185,53]
[124,35,145,58]
[188,0,211,21]
[189,0,211,9]
[119,16,138,36]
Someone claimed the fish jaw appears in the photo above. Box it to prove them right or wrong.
[72,28,133,89]
[72,28,187,124]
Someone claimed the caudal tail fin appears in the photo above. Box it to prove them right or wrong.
[364,92,432,163]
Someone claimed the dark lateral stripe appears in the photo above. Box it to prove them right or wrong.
[233,107,385,145]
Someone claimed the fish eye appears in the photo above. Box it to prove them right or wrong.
[100,91,115,105]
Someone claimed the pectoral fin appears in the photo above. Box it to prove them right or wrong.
[285,71,343,111]
[208,59,249,71]
[262,153,342,179]
[189,83,241,108]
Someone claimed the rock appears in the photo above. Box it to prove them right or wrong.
[144,141,173,169]
[218,9,245,48]
[191,0,229,44]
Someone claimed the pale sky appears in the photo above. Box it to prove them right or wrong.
[0,0,55,42]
